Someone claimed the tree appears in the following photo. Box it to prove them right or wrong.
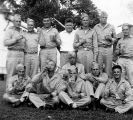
[1,0,99,30]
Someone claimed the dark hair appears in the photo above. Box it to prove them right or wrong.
[65,18,74,24]
[112,65,122,72]
[43,14,50,19]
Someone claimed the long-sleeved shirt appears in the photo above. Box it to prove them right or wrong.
[60,30,76,51]
[24,31,39,53]
[73,28,98,60]
[31,72,66,94]
[103,78,133,102]
[67,77,86,98]
[94,23,116,47]
[61,62,85,75]
[115,35,133,58]
[4,26,25,51]
[7,75,31,94]
[81,72,108,84]
[38,27,61,48]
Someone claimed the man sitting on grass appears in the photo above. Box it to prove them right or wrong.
[81,62,108,110]
[3,64,31,107]
[59,67,91,109]
[100,65,133,114]
[27,60,66,109]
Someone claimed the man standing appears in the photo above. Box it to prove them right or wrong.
[94,11,116,78]
[38,15,61,70]
[101,65,133,114]
[115,24,133,87]
[3,64,31,107]
[24,18,39,78]
[4,14,25,81]
[73,13,98,73]
[60,18,76,67]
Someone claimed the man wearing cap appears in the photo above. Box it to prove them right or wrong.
[24,18,39,78]
[73,13,98,73]
[4,14,25,81]
[81,62,108,109]
[60,51,85,77]
[94,11,116,78]
[27,60,66,109]
[60,18,76,67]
[100,65,133,114]
[3,64,31,107]
[38,15,61,71]
[59,67,91,109]
[115,24,133,87]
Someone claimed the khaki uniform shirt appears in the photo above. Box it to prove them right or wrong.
[7,75,31,94]
[38,27,61,48]
[94,23,116,47]
[24,31,39,53]
[73,28,98,60]
[104,78,133,102]
[4,26,25,50]
[115,36,133,58]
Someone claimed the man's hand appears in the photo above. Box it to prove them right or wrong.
[105,35,112,42]
[51,91,57,97]
[79,39,86,45]
[15,35,23,42]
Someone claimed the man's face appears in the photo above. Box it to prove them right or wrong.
[68,69,77,83]
[47,61,55,71]
[27,22,34,32]
[92,64,100,76]
[100,15,107,24]
[14,18,21,28]
[43,18,51,28]
[69,56,76,65]
[113,68,121,80]
[122,25,130,37]
[82,16,89,27]
[18,69,25,77]
[65,22,73,33]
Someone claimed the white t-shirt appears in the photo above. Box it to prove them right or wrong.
[60,30,76,51]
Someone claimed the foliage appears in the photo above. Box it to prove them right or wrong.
[2,0,100,30]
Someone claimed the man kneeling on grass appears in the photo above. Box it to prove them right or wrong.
[3,64,31,107]
[100,65,133,114]
[59,67,91,109]
[27,60,66,109]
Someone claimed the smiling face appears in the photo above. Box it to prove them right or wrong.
[43,17,51,28]
[113,68,122,81]
[81,16,89,27]
[47,61,56,71]
[13,15,21,28]
[65,22,73,33]
[27,21,34,32]
[122,25,130,37]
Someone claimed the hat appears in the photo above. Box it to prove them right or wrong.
[81,13,89,20]
[16,64,24,71]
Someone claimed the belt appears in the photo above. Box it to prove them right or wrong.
[8,48,24,52]
[25,51,38,54]
[40,46,56,49]
[79,48,92,51]
[98,44,112,48]
[60,51,69,53]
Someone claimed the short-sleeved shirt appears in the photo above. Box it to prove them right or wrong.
[60,30,76,51]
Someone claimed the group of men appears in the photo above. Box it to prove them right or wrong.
[2,11,133,114]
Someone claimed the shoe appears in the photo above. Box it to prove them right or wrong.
[39,106,45,110]
[69,103,77,109]
[12,100,21,108]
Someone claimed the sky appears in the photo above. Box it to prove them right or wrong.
[92,0,133,33]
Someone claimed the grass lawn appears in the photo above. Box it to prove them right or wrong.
[0,81,133,120]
